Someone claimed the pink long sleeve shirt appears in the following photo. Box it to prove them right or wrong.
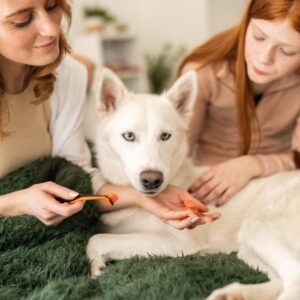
[186,60,300,176]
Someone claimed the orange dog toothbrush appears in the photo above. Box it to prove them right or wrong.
[70,192,119,206]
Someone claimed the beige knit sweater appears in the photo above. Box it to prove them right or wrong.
[0,81,51,178]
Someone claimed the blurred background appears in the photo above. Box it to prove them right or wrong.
[68,0,246,93]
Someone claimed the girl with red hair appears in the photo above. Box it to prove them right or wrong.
[179,0,300,206]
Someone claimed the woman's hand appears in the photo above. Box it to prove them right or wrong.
[96,184,221,230]
[0,182,84,226]
[189,156,262,206]
[146,185,221,229]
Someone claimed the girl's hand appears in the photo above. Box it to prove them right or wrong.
[2,182,84,226]
[140,185,221,230]
[189,156,262,206]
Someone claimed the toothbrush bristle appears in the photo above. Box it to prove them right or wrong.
[107,192,119,202]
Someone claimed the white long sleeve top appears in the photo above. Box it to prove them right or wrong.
[50,55,104,192]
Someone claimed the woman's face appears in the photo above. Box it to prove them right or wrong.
[245,18,300,86]
[0,0,62,66]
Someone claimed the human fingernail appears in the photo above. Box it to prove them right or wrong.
[191,216,200,224]
[68,191,79,197]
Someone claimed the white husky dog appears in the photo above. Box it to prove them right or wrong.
[87,68,300,300]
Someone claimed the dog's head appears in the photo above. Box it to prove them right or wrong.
[94,68,197,196]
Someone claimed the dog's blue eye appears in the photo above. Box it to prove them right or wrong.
[161,132,171,141]
[122,132,136,142]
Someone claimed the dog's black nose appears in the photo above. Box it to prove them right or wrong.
[140,170,163,190]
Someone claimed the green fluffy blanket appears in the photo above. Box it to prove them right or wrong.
[0,157,267,300]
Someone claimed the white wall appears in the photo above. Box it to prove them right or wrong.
[206,0,247,37]
[69,0,246,54]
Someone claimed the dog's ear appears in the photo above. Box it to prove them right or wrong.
[96,68,128,112]
[165,71,197,119]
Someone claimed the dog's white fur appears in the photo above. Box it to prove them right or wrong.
[87,68,300,300]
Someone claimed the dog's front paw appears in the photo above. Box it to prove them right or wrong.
[205,283,245,300]
[90,259,107,278]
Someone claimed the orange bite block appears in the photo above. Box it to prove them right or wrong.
[70,192,118,206]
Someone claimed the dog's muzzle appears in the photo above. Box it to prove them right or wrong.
[140,170,163,192]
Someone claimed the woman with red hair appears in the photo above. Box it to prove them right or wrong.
[179,0,300,206]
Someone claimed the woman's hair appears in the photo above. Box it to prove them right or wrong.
[0,0,72,137]
[179,0,300,154]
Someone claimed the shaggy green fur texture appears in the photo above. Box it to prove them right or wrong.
[0,157,268,300]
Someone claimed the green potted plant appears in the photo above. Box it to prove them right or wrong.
[146,44,186,94]
[83,6,116,33]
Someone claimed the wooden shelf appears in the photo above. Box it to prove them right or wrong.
[72,33,145,92]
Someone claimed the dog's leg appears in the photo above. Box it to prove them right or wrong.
[238,243,300,300]
[239,244,277,275]
[218,206,300,300]
[237,214,300,300]
[276,282,300,300]
[205,279,282,300]
[87,232,188,277]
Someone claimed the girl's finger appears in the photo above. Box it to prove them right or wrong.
[201,182,228,204]
[216,187,236,206]
[188,170,214,193]
[193,177,220,201]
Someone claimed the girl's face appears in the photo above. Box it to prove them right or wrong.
[245,18,300,86]
[0,0,62,66]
